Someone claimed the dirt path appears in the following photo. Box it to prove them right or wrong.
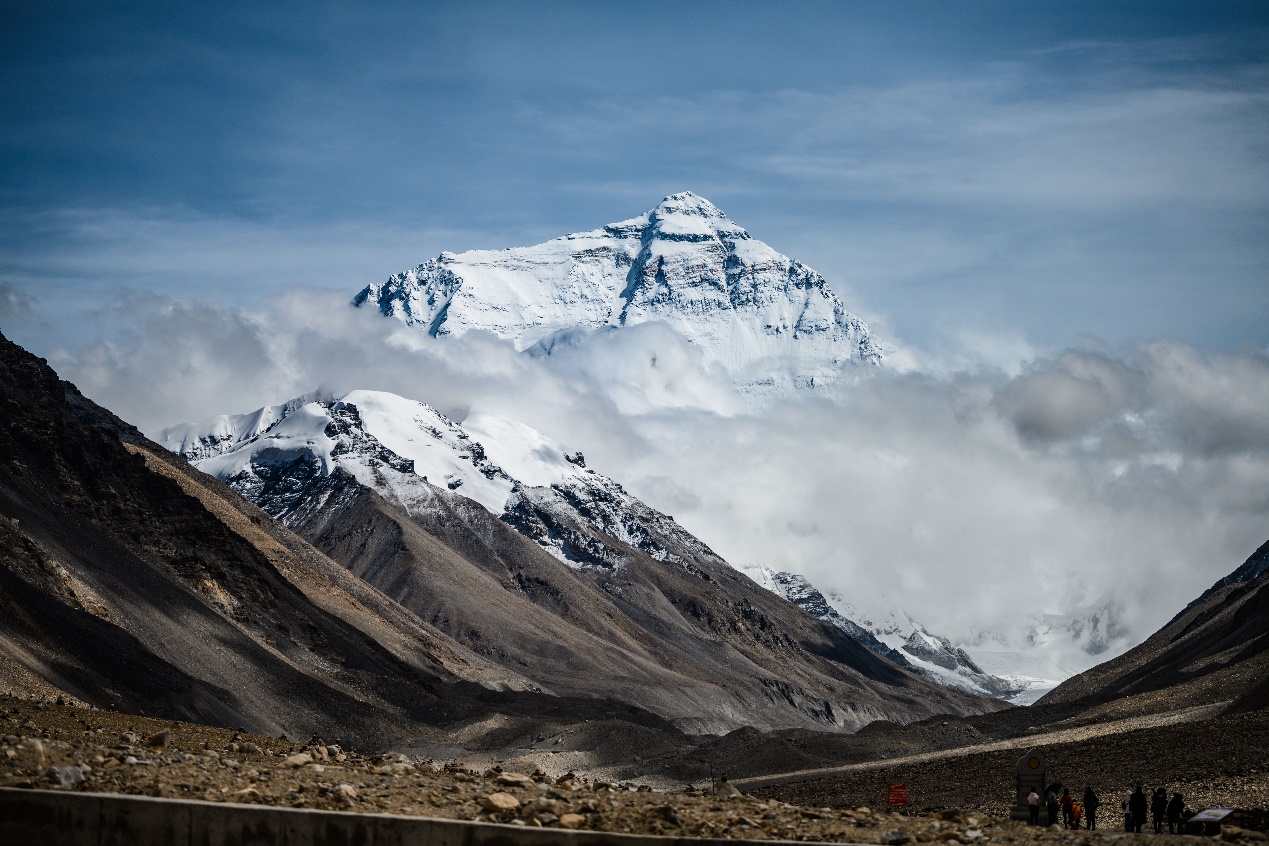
[734,702,1230,790]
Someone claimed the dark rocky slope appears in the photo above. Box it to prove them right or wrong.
[0,330,675,748]
[1039,541,1269,717]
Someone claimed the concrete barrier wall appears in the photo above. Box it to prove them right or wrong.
[0,788,829,846]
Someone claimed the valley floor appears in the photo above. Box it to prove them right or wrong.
[2,695,1267,844]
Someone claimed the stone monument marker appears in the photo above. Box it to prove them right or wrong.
[1012,749,1048,824]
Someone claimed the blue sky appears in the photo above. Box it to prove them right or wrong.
[2,2,1267,650]
[1,0,1267,360]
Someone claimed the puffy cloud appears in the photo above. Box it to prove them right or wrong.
[42,291,1269,664]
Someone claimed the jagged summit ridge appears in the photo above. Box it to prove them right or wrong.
[354,192,883,395]
[160,390,718,571]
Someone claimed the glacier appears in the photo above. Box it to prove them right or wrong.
[353,192,883,398]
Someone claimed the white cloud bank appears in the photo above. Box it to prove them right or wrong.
[39,289,1269,664]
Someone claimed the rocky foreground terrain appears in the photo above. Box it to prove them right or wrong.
[3,694,1266,843]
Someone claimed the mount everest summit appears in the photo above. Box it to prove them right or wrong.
[354,192,883,398]
[158,192,1129,705]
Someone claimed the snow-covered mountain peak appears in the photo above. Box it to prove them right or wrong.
[160,389,713,571]
[643,191,743,238]
[353,193,883,399]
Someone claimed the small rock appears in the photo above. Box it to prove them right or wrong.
[47,766,85,788]
[374,762,414,774]
[234,787,259,797]
[940,809,959,821]
[496,772,534,787]
[325,744,342,757]
[123,756,139,765]
[120,731,139,745]
[146,730,171,749]
[482,792,520,813]
[963,829,983,841]
[882,831,913,846]
[282,752,312,768]
[537,813,560,825]
[21,719,36,731]
[334,784,358,800]
[559,813,585,829]
[240,742,262,755]
[521,798,559,817]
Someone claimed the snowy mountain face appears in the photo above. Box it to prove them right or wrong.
[743,566,1026,700]
[353,192,882,398]
[159,390,722,573]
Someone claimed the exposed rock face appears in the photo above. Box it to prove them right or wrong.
[162,388,999,733]
[353,192,882,398]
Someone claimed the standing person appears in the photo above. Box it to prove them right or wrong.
[1123,788,1135,831]
[1028,789,1041,826]
[1166,792,1185,834]
[1047,786,1061,828]
[1129,783,1148,833]
[1071,797,1083,830]
[1084,786,1099,831]
[1061,789,1075,829]
[1152,788,1168,833]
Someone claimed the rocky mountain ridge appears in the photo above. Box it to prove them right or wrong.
[160,387,999,733]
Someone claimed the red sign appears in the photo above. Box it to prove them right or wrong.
[888,784,909,807]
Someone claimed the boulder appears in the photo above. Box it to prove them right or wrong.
[482,792,520,813]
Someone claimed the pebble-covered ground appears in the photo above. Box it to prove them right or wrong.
[1,695,1266,844]
[754,709,1269,824]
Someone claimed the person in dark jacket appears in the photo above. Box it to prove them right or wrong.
[1047,787,1061,828]
[1084,786,1099,830]
[1129,783,1148,833]
[1166,793,1185,834]
[1152,788,1168,833]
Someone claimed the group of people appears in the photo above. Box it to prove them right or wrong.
[1026,783,1186,833]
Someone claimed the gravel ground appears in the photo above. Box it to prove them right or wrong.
[2,695,1266,844]
[753,709,1269,825]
